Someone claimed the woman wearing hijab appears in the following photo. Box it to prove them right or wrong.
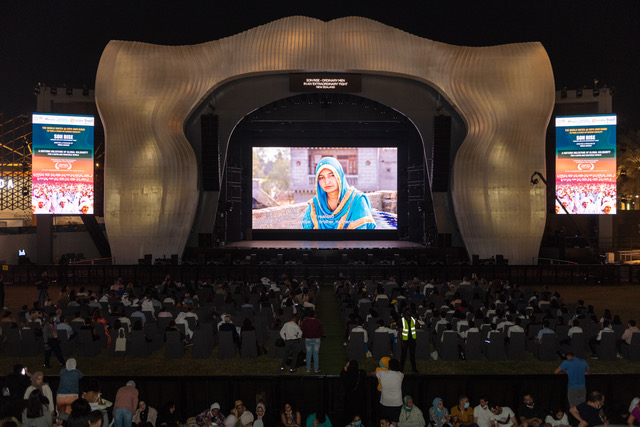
[57,358,83,416]
[428,398,451,427]
[254,402,275,427]
[23,372,55,418]
[303,157,375,230]
[191,402,224,426]
[133,399,158,427]
[398,396,425,427]
[340,360,368,425]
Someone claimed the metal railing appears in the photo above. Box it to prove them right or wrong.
[2,262,636,287]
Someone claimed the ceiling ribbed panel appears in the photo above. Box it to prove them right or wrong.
[96,16,554,264]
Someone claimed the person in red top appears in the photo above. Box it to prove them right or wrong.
[113,380,138,427]
[301,310,324,373]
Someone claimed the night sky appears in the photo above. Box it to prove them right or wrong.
[1,1,639,128]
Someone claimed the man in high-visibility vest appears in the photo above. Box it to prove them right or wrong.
[399,308,419,373]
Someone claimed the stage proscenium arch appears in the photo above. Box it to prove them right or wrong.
[95,16,554,265]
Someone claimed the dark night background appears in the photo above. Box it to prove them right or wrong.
[1,1,639,128]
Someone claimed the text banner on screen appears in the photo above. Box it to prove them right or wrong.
[555,115,616,215]
[289,73,362,92]
[31,113,95,215]
[252,147,397,230]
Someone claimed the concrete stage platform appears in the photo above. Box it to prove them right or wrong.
[224,240,426,250]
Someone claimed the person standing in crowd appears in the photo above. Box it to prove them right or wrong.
[35,271,49,308]
[301,310,324,373]
[554,352,591,408]
[43,315,65,368]
[280,315,303,373]
[341,360,368,425]
[57,358,83,417]
[113,380,139,427]
[374,358,404,427]
[399,309,419,373]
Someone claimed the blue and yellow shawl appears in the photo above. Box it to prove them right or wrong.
[302,157,375,230]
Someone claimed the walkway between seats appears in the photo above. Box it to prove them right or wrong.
[316,282,347,374]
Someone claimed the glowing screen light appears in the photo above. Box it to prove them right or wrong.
[31,113,95,214]
[555,115,616,215]
[252,147,398,229]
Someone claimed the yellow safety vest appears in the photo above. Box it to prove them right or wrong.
[401,317,417,340]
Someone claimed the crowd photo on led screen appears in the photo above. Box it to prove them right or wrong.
[555,183,616,215]
[31,183,94,215]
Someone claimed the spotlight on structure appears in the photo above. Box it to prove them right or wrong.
[576,87,583,98]
[65,84,73,96]
[33,84,41,95]
[560,87,567,99]
[82,85,89,97]
[50,86,57,96]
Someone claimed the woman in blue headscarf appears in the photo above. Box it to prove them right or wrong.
[429,398,451,427]
[398,395,426,427]
[302,157,375,229]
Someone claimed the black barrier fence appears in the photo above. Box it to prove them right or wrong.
[2,374,639,425]
[2,263,639,287]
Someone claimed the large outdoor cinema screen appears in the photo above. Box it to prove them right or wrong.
[31,113,95,215]
[555,115,616,215]
[252,147,398,230]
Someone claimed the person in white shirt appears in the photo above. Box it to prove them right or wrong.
[473,396,492,427]
[489,404,517,427]
[459,321,479,341]
[279,315,303,373]
[375,358,404,427]
[506,318,525,339]
[544,409,570,427]
[350,319,369,346]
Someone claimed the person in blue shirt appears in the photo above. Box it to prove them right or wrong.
[302,157,375,230]
[554,352,591,408]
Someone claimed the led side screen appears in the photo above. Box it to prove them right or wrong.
[555,115,616,215]
[252,147,398,229]
[32,113,95,214]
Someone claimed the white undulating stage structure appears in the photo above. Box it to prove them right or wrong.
[95,16,555,265]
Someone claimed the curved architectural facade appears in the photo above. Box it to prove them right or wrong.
[95,16,554,265]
